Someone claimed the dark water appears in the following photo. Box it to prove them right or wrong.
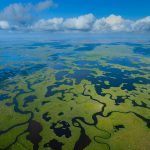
[26,120,43,150]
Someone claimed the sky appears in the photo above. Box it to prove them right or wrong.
[0,0,150,33]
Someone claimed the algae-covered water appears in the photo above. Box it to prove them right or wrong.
[0,37,150,150]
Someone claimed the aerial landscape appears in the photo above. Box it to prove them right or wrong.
[0,0,150,150]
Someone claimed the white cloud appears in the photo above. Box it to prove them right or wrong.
[0,21,10,29]
[132,16,150,32]
[0,3,33,25]
[30,14,96,32]
[29,14,150,33]
[31,18,64,31]
[0,0,56,26]
[93,15,133,32]
[35,0,56,11]
[63,14,95,31]
[105,14,132,31]
[0,6,150,33]
[105,14,123,25]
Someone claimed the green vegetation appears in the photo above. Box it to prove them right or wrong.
[0,42,150,150]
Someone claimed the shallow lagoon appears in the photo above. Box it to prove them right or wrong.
[0,37,150,150]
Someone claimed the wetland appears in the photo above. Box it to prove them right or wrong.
[0,38,150,150]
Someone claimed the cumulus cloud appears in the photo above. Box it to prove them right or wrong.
[35,0,56,11]
[0,21,10,29]
[63,14,95,31]
[132,16,150,32]
[0,0,56,26]
[30,14,95,32]
[0,3,33,25]
[93,15,133,32]
[31,18,64,31]
[0,6,150,33]
[29,14,150,33]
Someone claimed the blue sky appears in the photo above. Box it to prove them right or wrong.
[47,0,150,19]
[0,0,150,19]
[0,0,150,32]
